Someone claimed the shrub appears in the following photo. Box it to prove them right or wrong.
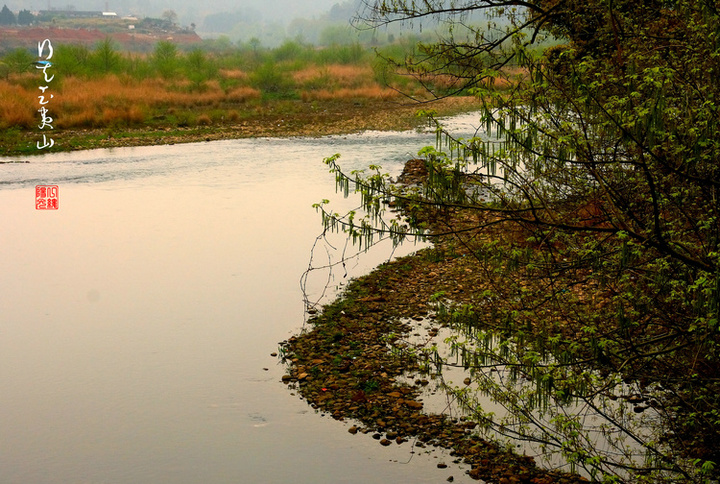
[248,61,296,99]
[195,113,212,125]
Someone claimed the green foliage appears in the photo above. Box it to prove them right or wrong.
[124,53,154,80]
[53,44,92,77]
[91,37,122,74]
[152,41,179,79]
[316,0,720,481]
[273,39,308,63]
[2,47,33,75]
[317,42,366,65]
[183,48,218,90]
[201,35,237,55]
[249,60,297,99]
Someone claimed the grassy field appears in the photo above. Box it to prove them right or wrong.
[1,63,401,131]
[0,39,496,155]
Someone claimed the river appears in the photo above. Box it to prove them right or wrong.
[0,115,487,483]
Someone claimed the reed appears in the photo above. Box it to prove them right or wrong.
[219,69,249,81]
[293,64,375,89]
[48,75,259,127]
[301,86,400,102]
[226,86,261,103]
[195,113,212,126]
[0,81,38,129]
[101,105,146,126]
[0,55,434,132]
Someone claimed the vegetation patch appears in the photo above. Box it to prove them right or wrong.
[292,1,720,481]
[0,38,488,155]
[281,248,588,484]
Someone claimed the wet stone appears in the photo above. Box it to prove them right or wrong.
[278,223,592,484]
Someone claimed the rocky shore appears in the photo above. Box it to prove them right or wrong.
[280,249,588,484]
[279,158,590,483]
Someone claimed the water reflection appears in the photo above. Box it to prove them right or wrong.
[0,119,486,483]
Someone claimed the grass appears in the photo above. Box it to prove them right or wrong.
[301,86,399,102]
[0,41,503,154]
[0,80,36,129]
[0,61,410,133]
[0,30,493,132]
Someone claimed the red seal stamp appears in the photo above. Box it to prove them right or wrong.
[35,185,59,210]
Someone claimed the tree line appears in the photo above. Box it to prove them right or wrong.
[0,4,34,25]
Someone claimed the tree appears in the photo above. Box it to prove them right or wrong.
[53,44,91,77]
[317,0,720,481]
[92,37,121,74]
[0,4,15,25]
[161,9,178,27]
[183,48,218,90]
[17,9,34,25]
[152,40,178,79]
[248,37,261,54]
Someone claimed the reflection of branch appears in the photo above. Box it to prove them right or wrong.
[300,229,337,317]
[299,226,399,319]
[442,358,687,479]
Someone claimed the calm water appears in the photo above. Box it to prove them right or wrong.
[0,116,487,483]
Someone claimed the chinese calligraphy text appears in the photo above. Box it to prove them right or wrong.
[36,39,55,150]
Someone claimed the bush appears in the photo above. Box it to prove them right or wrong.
[248,61,296,99]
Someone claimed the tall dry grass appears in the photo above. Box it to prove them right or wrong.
[0,75,262,129]
[292,64,403,101]
[226,86,261,103]
[293,64,376,89]
[58,76,234,110]
[0,81,38,129]
[219,69,249,81]
[0,61,419,131]
[301,86,400,102]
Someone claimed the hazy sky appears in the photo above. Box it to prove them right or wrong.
[11,0,347,24]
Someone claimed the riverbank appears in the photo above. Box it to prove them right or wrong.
[278,161,592,483]
[1,96,482,157]
[280,151,720,481]
[280,245,589,483]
